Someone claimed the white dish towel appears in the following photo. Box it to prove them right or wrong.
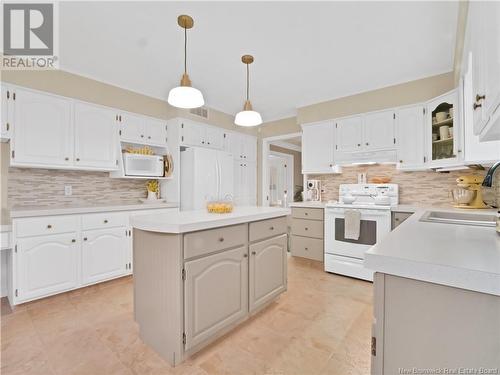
[344,209,361,240]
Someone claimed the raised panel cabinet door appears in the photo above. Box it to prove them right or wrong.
[181,120,204,146]
[12,88,73,166]
[146,118,167,145]
[363,110,395,150]
[17,232,79,302]
[81,227,127,285]
[396,105,425,168]
[335,116,363,153]
[249,234,287,312]
[205,126,224,150]
[229,132,242,159]
[246,161,257,205]
[74,102,118,169]
[301,122,334,173]
[184,246,248,350]
[120,112,145,143]
[242,135,257,162]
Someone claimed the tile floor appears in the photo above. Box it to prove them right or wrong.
[1,256,373,375]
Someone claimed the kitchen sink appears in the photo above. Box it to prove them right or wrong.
[419,211,497,227]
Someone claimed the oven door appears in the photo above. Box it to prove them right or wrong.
[325,207,391,259]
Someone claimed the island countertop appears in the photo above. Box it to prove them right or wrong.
[130,206,291,234]
[364,207,500,296]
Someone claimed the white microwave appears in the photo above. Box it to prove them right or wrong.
[123,154,164,177]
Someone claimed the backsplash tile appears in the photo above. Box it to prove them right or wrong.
[8,168,149,208]
[312,165,499,207]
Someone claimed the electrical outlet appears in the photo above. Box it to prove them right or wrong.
[64,185,72,196]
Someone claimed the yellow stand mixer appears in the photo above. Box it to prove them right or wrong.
[452,175,488,209]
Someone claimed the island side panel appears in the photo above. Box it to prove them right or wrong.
[133,229,183,366]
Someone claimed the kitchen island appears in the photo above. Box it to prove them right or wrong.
[365,208,500,374]
[130,206,290,366]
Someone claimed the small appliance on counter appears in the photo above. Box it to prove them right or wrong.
[451,175,488,209]
[306,179,321,201]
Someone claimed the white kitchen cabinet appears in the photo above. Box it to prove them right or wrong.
[234,161,257,206]
[205,126,224,150]
[363,110,395,150]
[146,118,167,145]
[74,102,119,169]
[396,105,426,170]
[426,90,462,167]
[1,84,12,141]
[249,234,287,312]
[301,121,335,173]
[180,119,224,149]
[229,132,257,161]
[468,1,500,141]
[16,233,79,302]
[184,245,248,350]
[11,87,73,167]
[120,112,146,143]
[81,227,127,285]
[335,116,363,152]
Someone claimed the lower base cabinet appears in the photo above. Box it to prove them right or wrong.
[184,246,248,350]
[82,227,128,285]
[17,232,79,301]
[249,234,287,312]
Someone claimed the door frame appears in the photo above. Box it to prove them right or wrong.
[268,151,294,207]
[261,132,301,207]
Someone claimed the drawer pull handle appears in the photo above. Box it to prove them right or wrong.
[104,219,108,223]
[47,224,52,229]
[219,237,224,242]
[269,226,274,230]
[305,227,308,231]
[305,212,308,216]
[83,237,88,241]
[305,247,308,250]
[252,251,256,255]
[71,239,76,243]
[243,253,248,258]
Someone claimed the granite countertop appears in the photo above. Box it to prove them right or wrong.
[131,206,291,234]
[365,207,500,296]
[9,201,179,219]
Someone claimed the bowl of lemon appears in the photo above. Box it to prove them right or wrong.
[206,201,233,214]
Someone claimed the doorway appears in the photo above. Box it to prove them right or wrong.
[262,133,302,207]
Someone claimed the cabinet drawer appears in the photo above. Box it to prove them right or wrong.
[16,215,79,238]
[184,224,247,260]
[249,217,287,242]
[292,208,324,221]
[82,212,128,230]
[291,218,323,239]
[290,235,323,261]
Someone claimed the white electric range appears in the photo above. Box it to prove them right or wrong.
[324,184,399,281]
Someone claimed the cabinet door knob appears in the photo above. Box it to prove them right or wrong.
[366,142,369,146]
[148,136,151,139]
[305,227,308,231]
[305,212,308,216]
[83,237,88,241]
[140,134,144,138]
[473,103,482,110]
[357,143,361,147]
[104,219,108,223]
[305,247,308,251]
[252,251,256,255]
[65,157,69,161]
[47,224,52,229]
[476,94,486,102]
[399,160,403,163]
[269,226,274,231]
[71,239,76,243]
[76,158,80,162]
[243,253,248,258]
[219,237,224,242]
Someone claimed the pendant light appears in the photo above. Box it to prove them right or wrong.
[235,55,262,127]
[168,15,204,109]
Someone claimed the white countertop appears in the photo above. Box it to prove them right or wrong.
[10,201,179,219]
[365,207,500,296]
[131,206,291,234]
[289,201,325,208]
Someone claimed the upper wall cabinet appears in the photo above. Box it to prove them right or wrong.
[396,105,426,170]
[363,111,396,151]
[226,131,257,162]
[74,102,118,169]
[302,121,335,173]
[180,119,224,150]
[11,87,74,168]
[336,116,363,153]
[426,90,462,167]
[468,1,500,141]
[119,112,167,146]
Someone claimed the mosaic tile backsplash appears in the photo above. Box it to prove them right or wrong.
[312,165,500,207]
[8,167,149,208]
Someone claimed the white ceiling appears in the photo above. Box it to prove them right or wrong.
[60,1,458,122]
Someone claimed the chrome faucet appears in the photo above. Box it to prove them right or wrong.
[482,161,500,187]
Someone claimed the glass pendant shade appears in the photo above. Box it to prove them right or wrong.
[168,86,204,109]
[235,109,262,127]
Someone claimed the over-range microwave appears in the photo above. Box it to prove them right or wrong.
[123,153,164,177]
